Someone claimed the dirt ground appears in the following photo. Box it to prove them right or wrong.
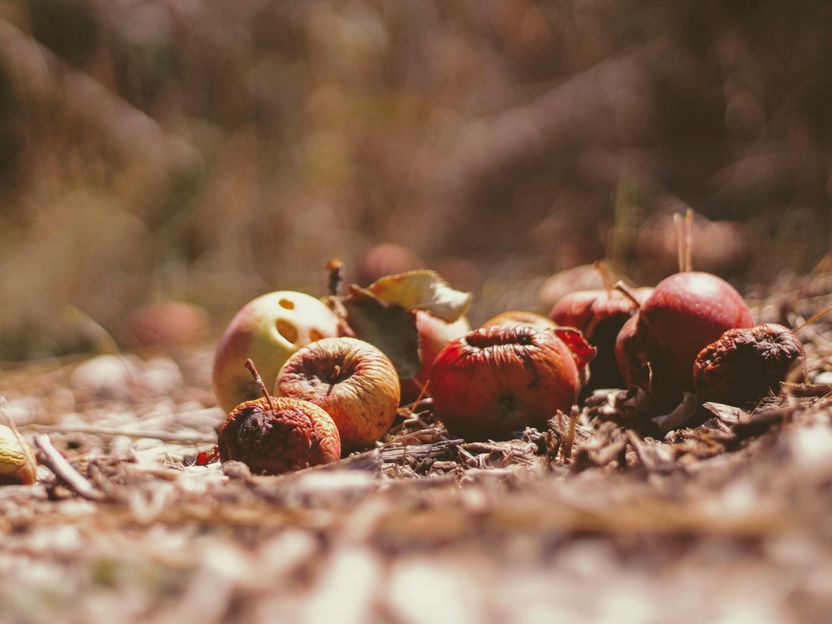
[2,283,832,623]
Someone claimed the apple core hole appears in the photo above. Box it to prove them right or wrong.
[278,298,295,310]
[276,319,299,344]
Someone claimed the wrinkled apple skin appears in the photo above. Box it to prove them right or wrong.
[632,272,753,395]
[212,291,340,413]
[276,337,400,450]
[481,310,558,333]
[400,311,470,403]
[218,397,341,475]
[550,287,652,389]
[430,325,582,441]
[693,323,805,405]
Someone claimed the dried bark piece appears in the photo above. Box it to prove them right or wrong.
[693,323,805,406]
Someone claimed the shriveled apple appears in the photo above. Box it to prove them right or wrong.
[430,325,590,440]
[276,337,400,450]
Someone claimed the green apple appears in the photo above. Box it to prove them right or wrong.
[212,291,341,412]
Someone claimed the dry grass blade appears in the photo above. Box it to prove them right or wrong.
[25,423,216,444]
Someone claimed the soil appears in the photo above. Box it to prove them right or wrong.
[2,302,832,623]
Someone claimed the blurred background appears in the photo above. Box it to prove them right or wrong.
[0,0,830,360]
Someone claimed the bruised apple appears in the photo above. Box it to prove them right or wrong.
[276,337,400,450]
[400,311,470,403]
[212,291,340,412]
[218,396,341,474]
[430,325,588,440]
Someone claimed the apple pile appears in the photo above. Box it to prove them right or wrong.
[608,213,806,411]
[210,224,809,475]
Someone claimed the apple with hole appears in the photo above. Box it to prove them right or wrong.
[212,291,341,413]
[276,337,400,450]
[624,272,753,396]
[430,325,592,440]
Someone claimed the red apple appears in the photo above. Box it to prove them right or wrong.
[276,337,400,450]
[212,291,341,413]
[400,310,471,403]
[430,325,587,440]
[550,287,652,389]
[629,272,753,395]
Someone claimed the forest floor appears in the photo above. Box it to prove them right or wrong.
[2,293,832,623]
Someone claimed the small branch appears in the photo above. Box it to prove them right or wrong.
[33,434,105,501]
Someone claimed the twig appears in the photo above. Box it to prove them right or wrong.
[32,434,105,501]
[25,423,215,444]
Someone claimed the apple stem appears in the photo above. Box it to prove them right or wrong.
[684,208,694,272]
[613,280,642,309]
[326,258,344,296]
[244,359,275,412]
[673,209,695,273]
[793,304,832,333]
[673,213,684,274]
[593,260,615,296]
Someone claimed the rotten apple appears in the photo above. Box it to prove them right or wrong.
[693,323,805,405]
[217,396,341,474]
[430,325,590,440]
[276,337,400,450]
[212,291,340,413]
